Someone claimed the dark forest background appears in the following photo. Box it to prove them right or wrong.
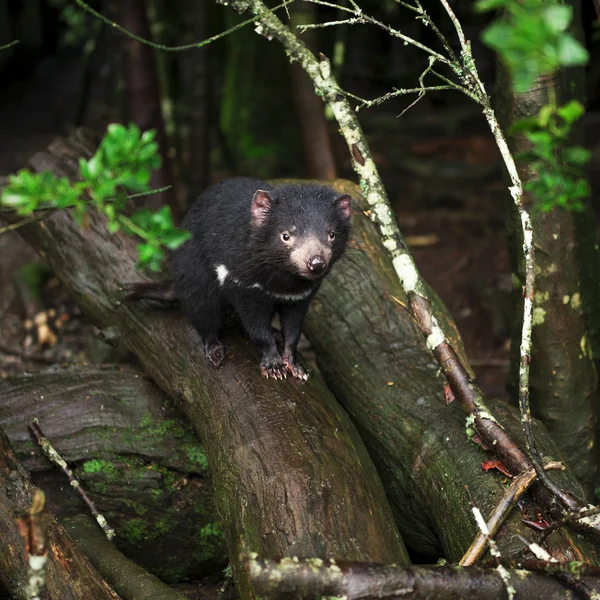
[2,0,599,398]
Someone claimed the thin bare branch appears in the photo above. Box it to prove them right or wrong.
[0,213,50,235]
[72,0,295,51]
[0,40,19,51]
[465,486,515,600]
[345,84,458,111]
[29,420,115,540]
[305,0,453,65]
[460,462,564,567]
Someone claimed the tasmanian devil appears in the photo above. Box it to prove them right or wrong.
[124,177,352,380]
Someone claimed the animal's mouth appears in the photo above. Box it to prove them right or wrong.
[297,268,327,281]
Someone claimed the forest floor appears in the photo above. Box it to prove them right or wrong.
[2,51,600,405]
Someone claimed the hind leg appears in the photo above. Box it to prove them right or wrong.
[176,268,224,367]
[188,299,224,367]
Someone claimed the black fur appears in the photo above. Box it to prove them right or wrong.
[126,177,352,380]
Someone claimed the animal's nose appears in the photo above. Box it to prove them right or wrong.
[307,255,326,273]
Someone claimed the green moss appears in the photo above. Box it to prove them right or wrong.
[139,414,187,438]
[140,414,153,428]
[124,499,148,517]
[185,445,209,470]
[87,481,108,495]
[568,561,584,575]
[82,459,117,475]
[198,521,224,541]
[154,515,174,536]
[118,518,149,544]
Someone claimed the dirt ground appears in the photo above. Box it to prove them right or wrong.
[2,51,600,404]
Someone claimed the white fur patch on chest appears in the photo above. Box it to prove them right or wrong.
[214,264,311,302]
[266,288,313,302]
[214,264,229,286]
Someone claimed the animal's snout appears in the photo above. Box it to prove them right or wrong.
[307,255,326,273]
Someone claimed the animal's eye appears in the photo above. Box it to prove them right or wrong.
[281,232,291,242]
[328,231,336,241]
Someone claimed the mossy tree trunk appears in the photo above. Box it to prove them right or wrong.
[218,10,303,177]
[303,180,598,563]
[0,365,226,583]
[498,1,599,492]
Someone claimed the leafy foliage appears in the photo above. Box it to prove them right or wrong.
[477,0,590,212]
[49,0,101,46]
[1,124,190,271]
[476,0,588,94]
[511,101,591,212]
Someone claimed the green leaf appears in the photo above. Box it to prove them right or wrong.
[108,123,127,142]
[85,156,101,179]
[509,116,540,134]
[474,0,507,12]
[562,147,591,166]
[137,243,156,264]
[481,22,514,55]
[162,228,192,250]
[541,4,572,34]
[557,35,589,67]
[557,100,585,124]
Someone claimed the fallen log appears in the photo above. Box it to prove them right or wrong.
[2,131,409,600]
[244,555,600,600]
[64,515,189,600]
[303,179,598,561]
[0,427,120,600]
[0,364,227,581]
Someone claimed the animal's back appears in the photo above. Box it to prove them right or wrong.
[177,177,273,267]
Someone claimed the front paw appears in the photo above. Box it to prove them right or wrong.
[260,354,287,380]
[282,353,309,381]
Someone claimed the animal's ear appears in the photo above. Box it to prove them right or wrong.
[251,190,273,226]
[335,194,352,222]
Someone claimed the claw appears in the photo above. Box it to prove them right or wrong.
[260,359,289,380]
[205,342,225,368]
[282,354,309,381]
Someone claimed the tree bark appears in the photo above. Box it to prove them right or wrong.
[499,61,599,491]
[0,365,227,582]
[115,0,180,218]
[289,3,337,180]
[0,427,121,600]
[303,180,599,563]
[4,132,409,600]
[245,555,600,600]
[174,0,212,200]
[64,515,188,600]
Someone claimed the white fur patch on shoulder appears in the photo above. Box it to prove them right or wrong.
[214,264,229,286]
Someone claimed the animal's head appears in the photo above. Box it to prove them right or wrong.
[250,184,352,280]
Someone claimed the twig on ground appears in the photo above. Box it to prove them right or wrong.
[517,535,593,600]
[465,485,515,600]
[460,461,564,566]
[28,420,115,540]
